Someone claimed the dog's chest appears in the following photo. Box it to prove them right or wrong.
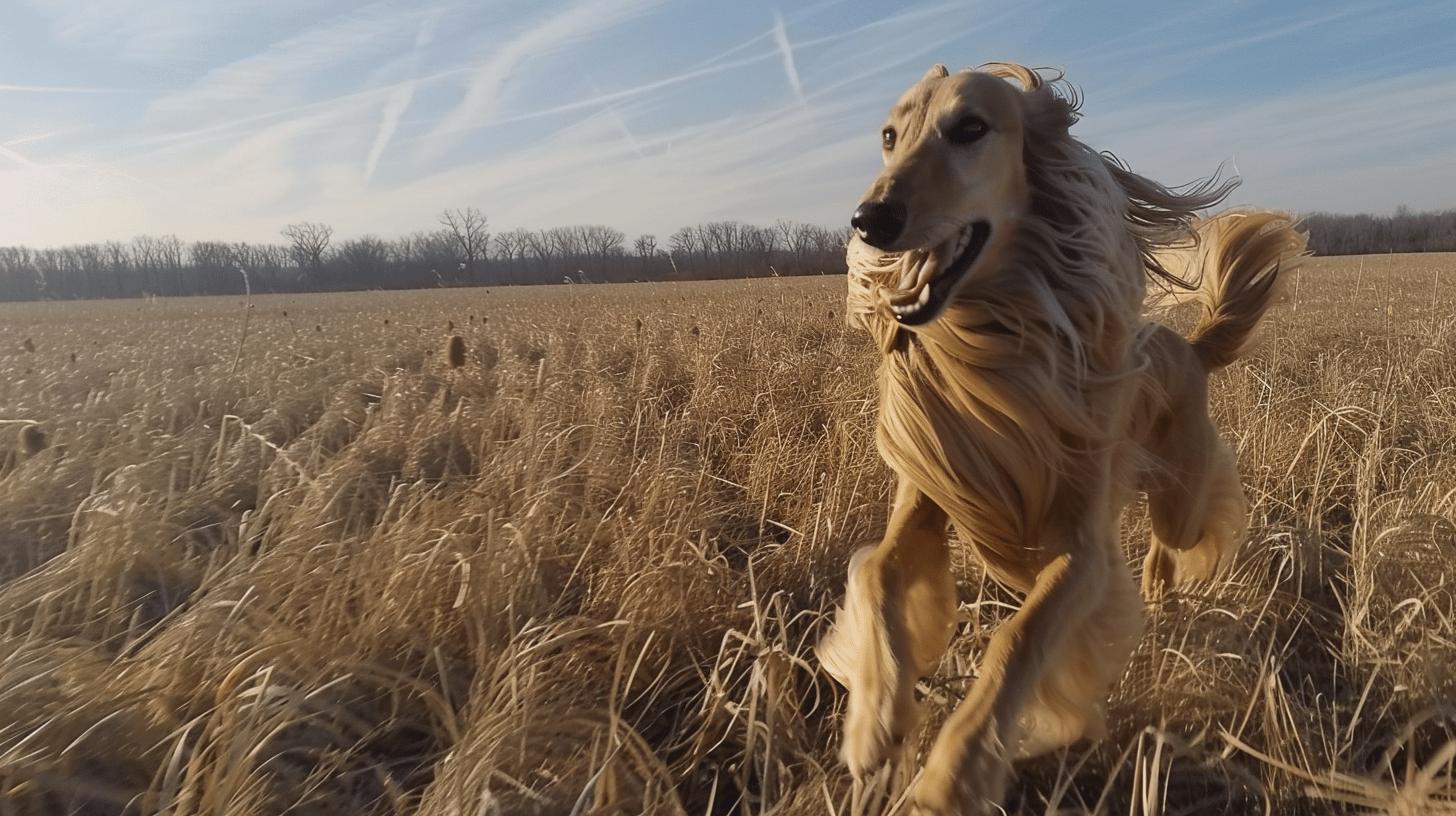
[873,344,1072,583]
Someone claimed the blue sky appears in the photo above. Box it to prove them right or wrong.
[1,0,1453,247]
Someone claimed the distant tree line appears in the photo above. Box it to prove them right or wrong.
[1301,207,1456,255]
[0,208,849,302]
[5,206,1453,301]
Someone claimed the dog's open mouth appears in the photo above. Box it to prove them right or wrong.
[882,221,991,326]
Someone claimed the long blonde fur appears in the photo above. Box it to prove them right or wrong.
[823,63,1308,813]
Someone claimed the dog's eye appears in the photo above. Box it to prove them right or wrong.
[881,127,897,151]
[946,116,989,144]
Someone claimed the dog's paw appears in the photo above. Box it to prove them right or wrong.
[815,548,876,688]
[817,546,921,778]
[911,729,1011,815]
[838,692,918,778]
[911,774,998,816]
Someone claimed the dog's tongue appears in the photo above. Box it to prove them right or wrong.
[886,250,941,307]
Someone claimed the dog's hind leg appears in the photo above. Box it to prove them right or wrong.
[817,479,956,779]
[1016,546,1143,759]
[1142,415,1247,600]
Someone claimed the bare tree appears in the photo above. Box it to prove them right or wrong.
[282,222,333,282]
[0,246,40,300]
[191,241,239,293]
[492,231,517,262]
[439,207,489,283]
[547,225,583,259]
[668,226,698,257]
[338,236,392,287]
[387,230,454,284]
[634,234,657,259]
[581,225,625,257]
[490,228,535,283]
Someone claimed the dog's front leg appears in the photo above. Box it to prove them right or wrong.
[910,537,1109,815]
[817,479,956,779]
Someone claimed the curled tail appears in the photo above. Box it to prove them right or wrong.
[1151,210,1308,370]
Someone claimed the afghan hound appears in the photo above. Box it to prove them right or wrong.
[816,62,1307,813]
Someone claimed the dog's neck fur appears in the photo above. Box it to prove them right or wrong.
[847,129,1208,589]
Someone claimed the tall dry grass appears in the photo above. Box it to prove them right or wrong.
[1,255,1455,815]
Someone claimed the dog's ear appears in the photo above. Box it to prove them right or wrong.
[980,63,1078,138]
[1024,84,1078,139]
[978,62,1043,92]
[922,64,950,82]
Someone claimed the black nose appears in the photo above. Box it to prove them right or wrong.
[851,200,907,249]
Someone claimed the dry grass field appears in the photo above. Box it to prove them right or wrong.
[3,253,1456,815]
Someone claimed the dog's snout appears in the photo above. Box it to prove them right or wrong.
[851,200,907,249]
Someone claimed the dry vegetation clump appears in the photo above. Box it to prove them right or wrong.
[1,256,1455,814]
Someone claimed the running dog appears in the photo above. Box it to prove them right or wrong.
[818,62,1307,813]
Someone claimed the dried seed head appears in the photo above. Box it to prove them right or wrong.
[445,335,466,368]
[21,338,35,353]
[19,424,47,455]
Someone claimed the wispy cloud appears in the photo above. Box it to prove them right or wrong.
[0,145,42,169]
[1,130,75,148]
[0,83,152,94]
[419,0,664,159]
[147,3,427,121]
[1083,69,1456,213]
[363,8,444,183]
[771,10,804,103]
[28,0,330,62]
[292,98,874,240]
[460,51,779,131]
[582,74,646,159]
[1079,6,1367,103]
[398,0,983,143]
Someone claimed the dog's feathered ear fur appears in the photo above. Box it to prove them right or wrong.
[979,62,1080,142]
[922,64,950,82]
[977,61,1044,91]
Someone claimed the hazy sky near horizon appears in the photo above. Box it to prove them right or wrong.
[2,0,1453,248]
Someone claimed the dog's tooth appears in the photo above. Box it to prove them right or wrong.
[897,257,921,291]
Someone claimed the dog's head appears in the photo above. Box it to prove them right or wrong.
[850,63,1073,326]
